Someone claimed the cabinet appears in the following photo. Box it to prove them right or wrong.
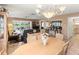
[0,12,8,55]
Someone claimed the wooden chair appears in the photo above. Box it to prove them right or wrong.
[0,49,5,55]
[0,40,7,55]
[56,33,63,40]
[59,40,71,55]
[27,33,37,43]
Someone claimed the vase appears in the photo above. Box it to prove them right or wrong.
[41,33,48,46]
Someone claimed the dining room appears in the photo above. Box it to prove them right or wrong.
[0,4,79,55]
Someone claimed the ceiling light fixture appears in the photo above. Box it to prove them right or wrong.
[36,5,66,19]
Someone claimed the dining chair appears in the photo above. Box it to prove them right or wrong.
[27,33,37,43]
[56,33,63,40]
[0,39,7,55]
[0,48,7,55]
[59,40,71,55]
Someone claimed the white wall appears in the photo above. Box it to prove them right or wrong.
[67,17,74,39]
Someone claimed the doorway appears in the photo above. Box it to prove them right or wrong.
[67,17,79,39]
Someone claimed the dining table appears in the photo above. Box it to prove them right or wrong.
[11,37,65,55]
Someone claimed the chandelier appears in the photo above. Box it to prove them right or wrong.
[36,5,66,18]
[0,6,7,12]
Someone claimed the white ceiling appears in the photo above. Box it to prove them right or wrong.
[1,4,79,19]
